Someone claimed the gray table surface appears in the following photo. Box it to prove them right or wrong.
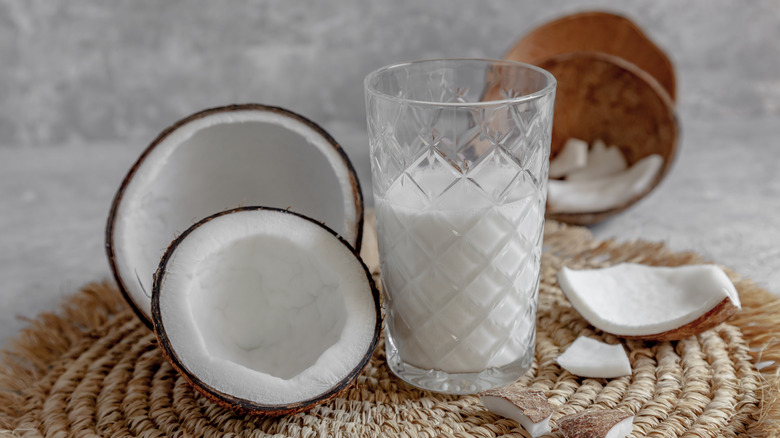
[2,0,779,347]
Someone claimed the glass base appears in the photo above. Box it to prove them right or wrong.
[385,333,534,395]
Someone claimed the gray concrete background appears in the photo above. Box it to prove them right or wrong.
[2,0,779,345]
[3,1,779,146]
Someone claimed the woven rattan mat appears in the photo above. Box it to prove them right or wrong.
[2,220,780,437]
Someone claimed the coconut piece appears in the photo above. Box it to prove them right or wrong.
[107,104,364,327]
[566,142,628,181]
[557,263,741,341]
[590,139,607,156]
[479,387,554,437]
[549,138,588,178]
[559,410,634,438]
[152,207,381,416]
[547,154,663,214]
[556,336,631,378]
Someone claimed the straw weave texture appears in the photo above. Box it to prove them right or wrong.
[2,219,780,437]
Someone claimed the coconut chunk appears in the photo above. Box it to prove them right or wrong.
[566,142,628,181]
[591,139,607,154]
[556,336,631,378]
[547,154,663,213]
[549,138,589,178]
[557,263,741,341]
[479,386,554,437]
[559,410,634,438]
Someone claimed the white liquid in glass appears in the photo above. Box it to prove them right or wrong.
[376,167,544,374]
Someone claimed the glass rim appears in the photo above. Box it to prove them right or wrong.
[364,57,557,108]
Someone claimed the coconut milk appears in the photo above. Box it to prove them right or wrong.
[376,168,544,374]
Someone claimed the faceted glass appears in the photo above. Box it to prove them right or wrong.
[364,59,556,394]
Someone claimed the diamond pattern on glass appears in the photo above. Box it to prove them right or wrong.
[369,65,554,375]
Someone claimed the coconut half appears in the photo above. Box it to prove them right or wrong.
[107,104,364,327]
[152,207,381,415]
[557,263,741,341]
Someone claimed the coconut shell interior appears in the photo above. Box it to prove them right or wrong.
[106,104,364,328]
[504,10,676,101]
[151,207,381,416]
[537,52,678,225]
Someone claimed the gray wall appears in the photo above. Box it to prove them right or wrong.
[4,0,779,149]
[2,1,779,344]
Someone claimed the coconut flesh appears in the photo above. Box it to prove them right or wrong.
[557,263,740,340]
[556,336,631,378]
[548,137,588,178]
[565,139,628,181]
[546,137,663,214]
[108,105,363,326]
[152,207,380,412]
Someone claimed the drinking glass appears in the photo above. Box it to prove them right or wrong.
[364,59,556,394]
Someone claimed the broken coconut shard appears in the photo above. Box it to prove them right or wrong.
[565,140,628,182]
[557,263,741,341]
[479,387,554,438]
[151,207,381,416]
[106,104,364,328]
[558,410,634,438]
[556,336,631,379]
[549,137,588,178]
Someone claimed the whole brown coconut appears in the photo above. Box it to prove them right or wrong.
[504,11,676,101]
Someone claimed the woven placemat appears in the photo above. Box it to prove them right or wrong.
[2,220,780,437]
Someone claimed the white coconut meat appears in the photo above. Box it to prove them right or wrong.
[604,417,634,438]
[153,208,378,407]
[547,154,663,213]
[556,336,631,378]
[109,106,362,324]
[566,141,628,181]
[557,263,741,339]
[549,137,589,178]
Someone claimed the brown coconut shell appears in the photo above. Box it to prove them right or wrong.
[504,11,676,101]
[538,52,678,225]
[151,206,382,416]
[622,297,740,342]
